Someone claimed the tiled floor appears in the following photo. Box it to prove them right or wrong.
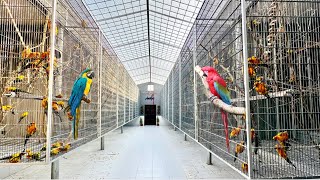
[4,117,244,179]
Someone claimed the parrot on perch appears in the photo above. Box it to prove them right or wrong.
[18,112,29,123]
[234,141,245,162]
[275,144,296,168]
[65,68,94,139]
[0,152,26,163]
[26,149,41,161]
[23,122,37,149]
[241,163,248,173]
[230,127,241,138]
[254,77,270,98]
[201,66,231,152]
[273,131,291,151]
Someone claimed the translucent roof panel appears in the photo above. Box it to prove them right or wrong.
[83,0,204,84]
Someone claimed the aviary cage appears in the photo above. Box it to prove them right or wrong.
[161,0,320,179]
[0,0,139,164]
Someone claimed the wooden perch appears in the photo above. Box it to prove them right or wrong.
[195,65,245,115]
[2,0,26,48]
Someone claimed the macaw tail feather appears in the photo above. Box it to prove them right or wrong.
[221,110,230,152]
[73,106,81,139]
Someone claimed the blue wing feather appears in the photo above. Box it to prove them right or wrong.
[68,77,87,117]
[214,82,231,105]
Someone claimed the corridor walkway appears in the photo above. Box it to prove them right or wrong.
[5,118,243,179]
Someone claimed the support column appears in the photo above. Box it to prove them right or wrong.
[206,145,212,165]
[193,22,198,141]
[241,0,253,178]
[51,160,59,179]
[101,136,105,150]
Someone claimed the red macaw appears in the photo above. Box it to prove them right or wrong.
[202,66,231,152]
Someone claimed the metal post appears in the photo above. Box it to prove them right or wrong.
[179,57,182,129]
[121,126,123,134]
[184,133,187,141]
[206,151,212,165]
[46,0,58,163]
[100,136,104,150]
[241,0,253,178]
[174,126,176,131]
[51,160,59,179]
[171,72,174,123]
[98,30,102,139]
[193,23,198,141]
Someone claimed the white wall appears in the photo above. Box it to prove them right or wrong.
[138,82,163,108]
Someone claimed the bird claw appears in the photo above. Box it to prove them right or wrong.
[82,96,91,103]
[209,95,218,102]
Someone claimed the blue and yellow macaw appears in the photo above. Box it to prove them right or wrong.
[65,68,94,139]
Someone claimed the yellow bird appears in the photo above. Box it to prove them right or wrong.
[59,143,71,152]
[26,149,40,160]
[275,144,296,168]
[18,112,29,123]
[241,163,248,173]
[13,75,25,83]
[254,77,270,98]
[21,46,32,59]
[50,148,60,156]
[273,131,289,142]
[2,105,13,112]
[230,127,241,138]
[51,141,63,148]
[234,141,245,162]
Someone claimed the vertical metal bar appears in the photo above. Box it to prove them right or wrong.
[116,79,119,127]
[101,136,105,150]
[172,71,174,123]
[179,57,182,129]
[98,30,102,139]
[193,24,198,141]
[167,78,169,121]
[241,0,253,178]
[206,151,212,165]
[121,126,123,134]
[184,133,187,141]
[46,0,58,163]
[51,160,59,179]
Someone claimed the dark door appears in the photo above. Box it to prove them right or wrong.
[144,105,156,125]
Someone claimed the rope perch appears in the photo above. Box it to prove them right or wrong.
[195,65,245,115]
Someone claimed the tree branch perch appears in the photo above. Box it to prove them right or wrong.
[195,65,245,115]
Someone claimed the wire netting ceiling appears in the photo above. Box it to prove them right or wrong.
[83,0,204,84]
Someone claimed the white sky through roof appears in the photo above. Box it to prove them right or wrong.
[83,0,204,84]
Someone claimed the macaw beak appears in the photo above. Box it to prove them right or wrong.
[87,71,95,79]
[202,71,208,77]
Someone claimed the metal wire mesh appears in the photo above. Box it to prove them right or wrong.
[180,27,196,139]
[172,62,180,127]
[168,72,172,123]
[0,0,52,163]
[0,0,139,164]
[161,0,320,178]
[245,0,320,178]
